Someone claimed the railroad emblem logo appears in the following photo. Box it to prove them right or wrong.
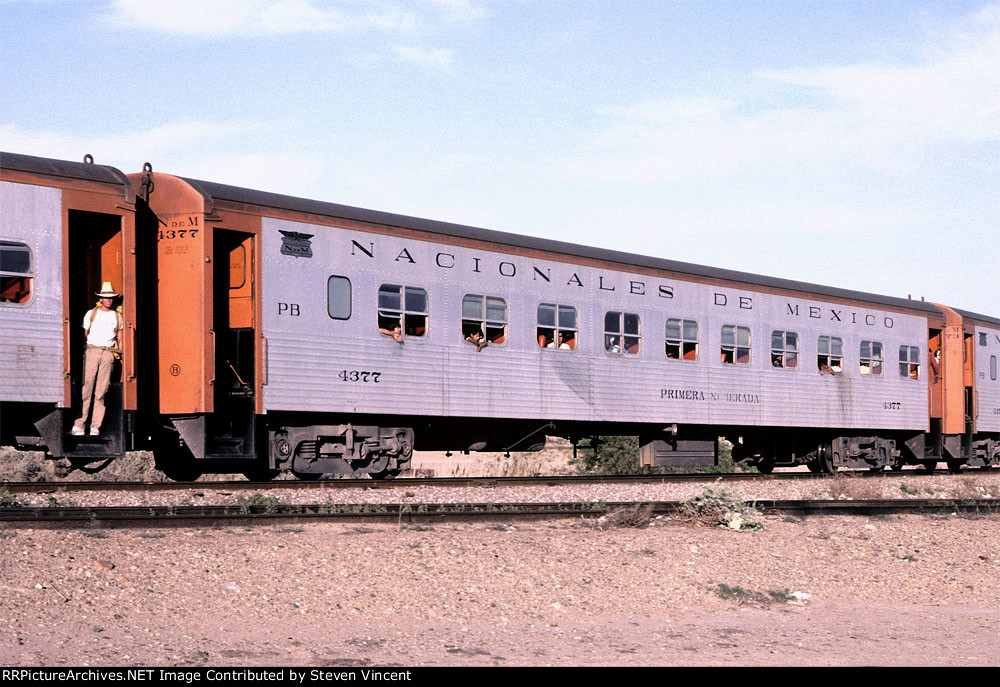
[279,230,314,258]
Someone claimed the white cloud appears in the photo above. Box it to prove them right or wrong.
[103,0,484,37]
[392,45,454,71]
[427,0,488,24]
[567,5,1000,185]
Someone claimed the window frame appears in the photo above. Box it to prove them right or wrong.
[0,240,34,306]
[665,318,699,361]
[537,303,578,351]
[859,340,884,376]
[461,293,508,347]
[721,324,752,366]
[818,335,844,374]
[604,310,641,356]
[327,275,352,320]
[899,345,920,380]
[770,330,799,369]
[377,283,428,339]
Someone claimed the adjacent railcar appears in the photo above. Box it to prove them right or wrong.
[1,153,138,463]
[2,151,997,478]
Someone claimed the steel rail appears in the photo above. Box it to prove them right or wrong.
[1,498,996,528]
[0,468,971,494]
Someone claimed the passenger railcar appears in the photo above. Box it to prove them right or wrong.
[1,151,998,479]
[1,153,138,465]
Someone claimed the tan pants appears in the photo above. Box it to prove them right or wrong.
[74,347,116,432]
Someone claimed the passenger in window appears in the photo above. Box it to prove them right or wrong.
[465,329,488,352]
[546,332,573,350]
[379,320,403,342]
[606,336,621,354]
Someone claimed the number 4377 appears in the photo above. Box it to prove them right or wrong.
[158,229,199,240]
[339,370,381,383]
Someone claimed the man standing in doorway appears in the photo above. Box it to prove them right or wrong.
[72,282,123,436]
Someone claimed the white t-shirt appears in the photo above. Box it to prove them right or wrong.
[83,308,120,347]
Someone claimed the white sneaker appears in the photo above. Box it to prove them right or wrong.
[71,426,85,436]
[89,427,100,436]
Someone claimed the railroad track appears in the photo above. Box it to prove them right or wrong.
[1,498,996,528]
[0,468,976,494]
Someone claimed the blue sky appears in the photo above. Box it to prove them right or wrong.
[2,0,998,316]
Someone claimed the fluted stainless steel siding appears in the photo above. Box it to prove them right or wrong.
[0,181,64,404]
[261,217,928,430]
[974,325,1000,432]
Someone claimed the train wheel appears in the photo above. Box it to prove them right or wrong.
[154,455,201,482]
[153,440,201,482]
[919,460,938,472]
[890,463,904,471]
[814,444,836,474]
[371,468,401,480]
[806,460,823,473]
[292,471,323,481]
[755,456,775,474]
[946,460,963,474]
[243,467,280,481]
[869,465,885,473]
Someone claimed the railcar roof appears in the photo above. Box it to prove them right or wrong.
[4,152,992,325]
[185,175,1000,324]
[956,309,1000,327]
[1,151,132,189]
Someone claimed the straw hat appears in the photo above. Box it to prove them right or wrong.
[95,281,120,298]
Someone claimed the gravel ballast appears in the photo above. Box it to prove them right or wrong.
[2,507,998,666]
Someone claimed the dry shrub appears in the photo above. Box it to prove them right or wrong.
[682,486,763,531]
[0,448,49,482]
[604,504,655,528]
[714,584,797,606]
[0,487,25,507]
[0,446,168,482]
[582,504,655,530]
[94,451,167,481]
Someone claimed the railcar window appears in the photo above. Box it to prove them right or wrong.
[0,241,33,305]
[859,340,884,376]
[327,276,352,320]
[770,330,799,369]
[230,245,247,289]
[818,336,844,374]
[665,318,699,361]
[721,325,751,365]
[981,333,988,346]
[462,294,508,346]
[604,311,640,355]
[991,355,997,381]
[537,303,577,350]
[899,345,920,380]
[378,284,428,339]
